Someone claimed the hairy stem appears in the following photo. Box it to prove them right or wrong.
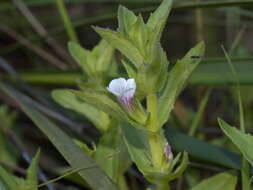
[147,93,163,168]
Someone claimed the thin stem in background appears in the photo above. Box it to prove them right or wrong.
[194,0,204,42]
[222,45,250,190]
[226,7,241,49]
[176,88,212,190]
[12,0,76,66]
[0,25,68,69]
[188,87,212,137]
[229,25,246,55]
[54,0,79,43]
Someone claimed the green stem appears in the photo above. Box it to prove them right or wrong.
[222,46,250,190]
[54,0,79,43]
[188,87,212,136]
[118,174,129,190]
[148,133,163,169]
[242,158,250,190]
[147,93,163,168]
[157,181,170,190]
[147,93,158,132]
[195,7,204,42]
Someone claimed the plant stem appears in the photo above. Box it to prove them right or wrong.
[147,93,170,189]
[242,158,250,190]
[147,93,163,168]
[188,87,212,136]
[222,46,250,190]
[118,174,129,190]
[148,132,163,169]
[157,181,170,190]
[54,0,79,43]
[147,93,158,132]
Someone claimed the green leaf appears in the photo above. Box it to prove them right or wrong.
[0,82,119,190]
[190,171,237,190]
[68,42,93,76]
[118,5,137,34]
[68,40,115,79]
[145,152,188,183]
[72,89,130,121]
[75,140,94,156]
[95,122,131,182]
[0,166,18,190]
[137,44,169,93]
[128,15,148,54]
[93,26,144,68]
[147,0,173,45]
[0,180,8,190]
[24,150,40,190]
[121,122,152,174]
[92,40,115,76]
[122,59,137,79]
[158,41,205,127]
[165,127,242,170]
[52,89,109,132]
[147,0,173,31]
[0,106,19,165]
[166,152,188,181]
[218,118,253,166]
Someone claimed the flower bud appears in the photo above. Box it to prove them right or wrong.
[164,143,173,161]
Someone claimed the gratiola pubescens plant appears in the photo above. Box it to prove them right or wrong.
[53,0,205,189]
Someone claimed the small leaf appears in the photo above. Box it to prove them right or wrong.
[144,152,188,183]
[0,180,7,190]
[0,166,18,190]
[68,42,93,76]
[128,15,148,54]
[137,44,169,94]
[166,152,188,181]
[95,122,131,182]
[121,122,152,174]
[75,140,94,156]
[92,40,115,76]
[93,27,144,68]
[147,0,173,45]
[122,59,137,79]
[24,150,40,190]
[158,41,205,127]
[118,5,137,34]
[190,171,237,190]
[218,118,253,166]
[72,89,130,121]
[52,89,109,132]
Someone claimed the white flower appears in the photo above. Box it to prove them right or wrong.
[107,78,136,110]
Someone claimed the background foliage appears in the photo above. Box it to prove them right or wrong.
[1,0,253,189]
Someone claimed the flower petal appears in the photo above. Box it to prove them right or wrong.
[107,78,127,97]
[124,78,136,98]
